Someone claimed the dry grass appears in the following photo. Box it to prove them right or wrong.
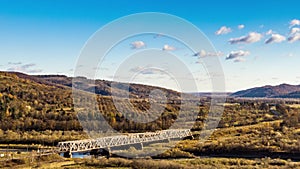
[286,104,300,108]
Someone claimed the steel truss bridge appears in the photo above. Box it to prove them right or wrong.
[57,129,192,157]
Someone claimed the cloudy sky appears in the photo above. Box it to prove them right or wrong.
[1,0,300,92]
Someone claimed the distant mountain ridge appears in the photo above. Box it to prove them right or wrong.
[3,71,300,98]
[231,83,300,98]
[2,71,181,100]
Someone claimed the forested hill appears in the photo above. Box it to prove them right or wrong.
[231,83,300,98]
[0,71,79,132]
[34,72,180,99]
[0,71,184,134]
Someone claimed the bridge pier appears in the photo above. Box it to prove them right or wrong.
[90,148,111,159]
[135,143,143,150]
[63,151,72,158]
[106,147,111,159]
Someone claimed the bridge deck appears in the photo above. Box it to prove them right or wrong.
[57,129,192,153]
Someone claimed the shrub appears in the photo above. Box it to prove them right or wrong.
[131,159,185,169]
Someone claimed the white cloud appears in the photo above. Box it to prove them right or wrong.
[7,63,42,73]
[8,62,22,65]
[288,33,300,43]
[130,66,160,75]
[226,50,250,61]
[266,29,274,35]
[215,26,232,35]
[162,44,176,51]
[193,50,223,57]
[21,63,36,69]
[290,27,300,35]
[229,32,263,44]
[290,19,300,27]
[131,41,146,49]
[234,57,246,62]
[238,24,245,29]
[287,53,294,57]
[265,34,286,44]
[27,69,43,73]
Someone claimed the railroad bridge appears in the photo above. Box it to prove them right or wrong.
[57,129,192,158]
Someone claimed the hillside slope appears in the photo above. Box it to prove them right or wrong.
[34,74,181,99]
[0,71,190,134]
[231,84,300,98]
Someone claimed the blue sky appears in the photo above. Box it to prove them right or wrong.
[1,0,300,92]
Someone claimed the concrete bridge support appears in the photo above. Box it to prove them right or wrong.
[134,143,143,150]
[90,148,111,159]
[63,151,72,158]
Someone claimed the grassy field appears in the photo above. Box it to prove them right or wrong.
[1,154,300,169]
[286,104,300,108]
[0,116,299,168]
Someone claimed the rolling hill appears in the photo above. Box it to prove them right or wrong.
[0,71,181,100]
[0,71,192,134]
[231,83,300,98]
[5,71,300,99]
[34,74,181,99]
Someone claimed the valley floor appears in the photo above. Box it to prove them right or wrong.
[1,154,300,169]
